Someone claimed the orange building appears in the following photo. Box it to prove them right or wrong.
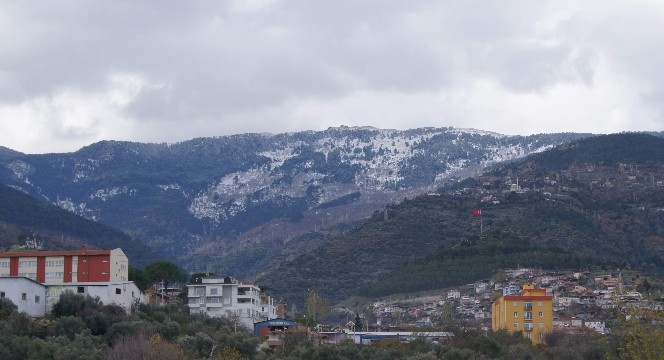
[492,284,553,344]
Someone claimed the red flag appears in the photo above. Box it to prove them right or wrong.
[471,208,482,216]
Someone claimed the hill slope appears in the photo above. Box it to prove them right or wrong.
[0,127,588,275]
[0,184,156,266]
[259,133,664,303]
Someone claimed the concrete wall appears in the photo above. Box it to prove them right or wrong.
[0,277,46,317]
[45,282,145,313]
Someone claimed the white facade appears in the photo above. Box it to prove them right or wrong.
[45,256,69,283]
[0,277,46,317]
[45,281,144,313]
[447,290,460,299]
[0,277,144,316]
[109,248,129,282]
[187,277,277,329]
[584,319,606,333]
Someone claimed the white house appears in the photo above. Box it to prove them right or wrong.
[502,285,520,296]
[44,281,144,312]
[0,277,46,317]
[187,277,277,329]
[447,290,460,299]
[584,319,606,333]
[0,277,144,316]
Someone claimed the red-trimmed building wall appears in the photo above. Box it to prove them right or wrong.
[36,257,46,283]
[63,255,73,283]
[0,249,115,284]
[77,254,111,282]
[9,257,18,277]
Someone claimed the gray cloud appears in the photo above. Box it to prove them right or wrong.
[0,1,663,153]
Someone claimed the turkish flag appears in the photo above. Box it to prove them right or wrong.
[471,208,482,216]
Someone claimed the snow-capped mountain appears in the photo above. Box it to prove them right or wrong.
[0,127,588,271]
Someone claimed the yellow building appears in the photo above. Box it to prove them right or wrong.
[492,284,553,344]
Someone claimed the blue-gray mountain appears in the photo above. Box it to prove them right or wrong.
[0,127,589,274]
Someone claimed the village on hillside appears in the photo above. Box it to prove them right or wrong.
[329,267,662,341]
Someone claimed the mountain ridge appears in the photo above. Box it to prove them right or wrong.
[0,127,591,270]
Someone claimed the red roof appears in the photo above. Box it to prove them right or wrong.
[0,249,111,257]
[502,295,553,301]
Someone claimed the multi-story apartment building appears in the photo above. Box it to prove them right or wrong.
[187,277,277,329]
[0,248,142,316]
[0,248,128,283]
[492,284,553,344]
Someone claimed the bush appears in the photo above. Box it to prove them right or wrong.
[51,291,101,318]
[0,298,17,319]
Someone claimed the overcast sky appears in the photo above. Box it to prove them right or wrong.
[1,1,663,154]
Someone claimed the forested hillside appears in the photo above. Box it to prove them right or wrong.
[261,133,664,304]
[0,184,156,267]
[0,127,588,274]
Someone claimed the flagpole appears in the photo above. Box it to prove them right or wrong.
[480,217,483,238]
[471,208,483,238]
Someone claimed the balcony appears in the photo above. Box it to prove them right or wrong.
[188,288,206,297]
[205,302,224,308]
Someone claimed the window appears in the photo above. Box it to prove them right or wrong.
[513,322,519,329]
[514,312,518,317]
[102,271,108,275]
[539,322,544,329]
[77,287,85,294]
[0,291,4,298]
[539,333,545,340]
[524,301,532,310]
[539,311,543,317]
[35,295,40,303]
[526,333,531,339]
[538,301,543,307]
[513,301,518,307]
[0,261,9,268]
[21,293,26,301]
[524,312,533,320]
[524,323,533,331]
[46,259,64,267]
[116,288,122,295]
[210,288,218,295]
[72,260,78,266]
[46,272,64,279]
